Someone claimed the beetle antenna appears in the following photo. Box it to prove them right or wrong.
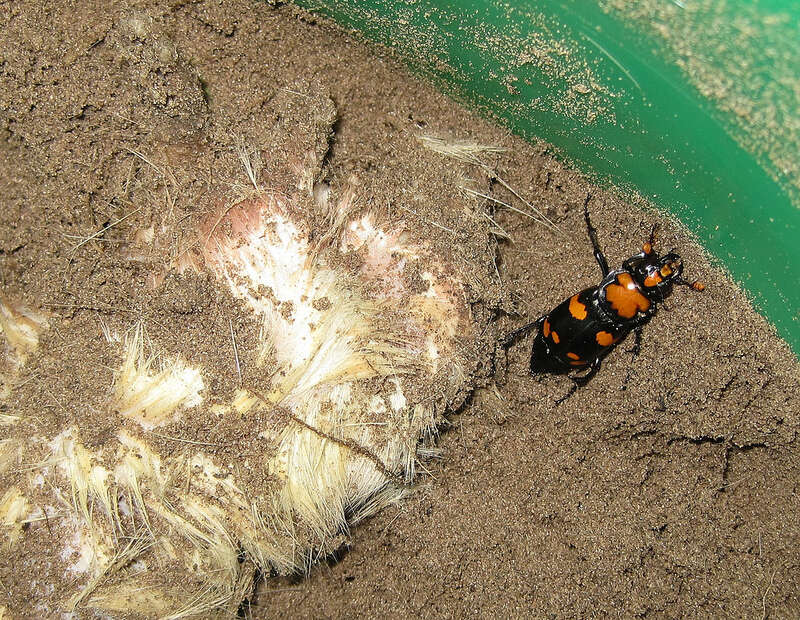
[675,277,705,291]
[583,194,610,277]
[649,223,658,247]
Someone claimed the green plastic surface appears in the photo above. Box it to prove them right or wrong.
[294,0,800,355]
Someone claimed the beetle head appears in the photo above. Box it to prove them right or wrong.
[627,247,685,301]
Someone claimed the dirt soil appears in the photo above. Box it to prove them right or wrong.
[1,1,798,618]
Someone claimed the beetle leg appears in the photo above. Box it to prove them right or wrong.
[573,357,602,386]
[630,324,644,356]
[621,325,644,391]
[556,357,602,404]
[555,382,578,405]
[583,195,610,277]
[500,315,544,348]
[633,308,655,327]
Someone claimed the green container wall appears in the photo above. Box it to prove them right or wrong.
[294,0,800,355]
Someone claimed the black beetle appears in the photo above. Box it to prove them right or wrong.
[504,197,704,390]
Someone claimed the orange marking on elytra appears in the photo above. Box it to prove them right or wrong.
[543,319,551,337]
[566,352,580,360]
[569,294,588,320]
[606,273,650,319]
[551,330,560,344]
[595,330,615,346]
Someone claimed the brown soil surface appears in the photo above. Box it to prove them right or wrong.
[2,1,798,618]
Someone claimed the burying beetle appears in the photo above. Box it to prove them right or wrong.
[503,196,704,397]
